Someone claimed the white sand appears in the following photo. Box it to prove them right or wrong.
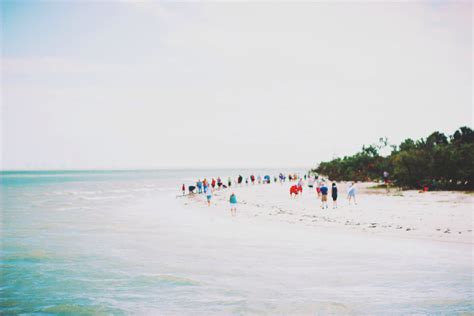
[184,181,473,244]
[176,181,473,313]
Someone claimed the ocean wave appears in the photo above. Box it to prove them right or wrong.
[78,195,134,201]
[132,274,201,287]
[2,250,50,263]
[58,206,95,211]
[49,190,102,196]
[40,303,123,315]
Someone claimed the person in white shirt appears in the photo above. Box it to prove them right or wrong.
[347,182,357,205]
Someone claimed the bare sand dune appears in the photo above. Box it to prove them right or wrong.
[184,181,473,244]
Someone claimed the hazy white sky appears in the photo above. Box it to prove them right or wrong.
[1,1,472,170]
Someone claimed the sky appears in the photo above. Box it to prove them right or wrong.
[1,1,472,170]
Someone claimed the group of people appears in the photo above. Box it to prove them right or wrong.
[291,176,357,209]
[181,172,358,215]
[183,173,302,196]
[181,173,305,215]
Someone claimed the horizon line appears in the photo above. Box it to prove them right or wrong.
[0,166,313,172]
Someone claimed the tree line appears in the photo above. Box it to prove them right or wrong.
[312,127,474,190]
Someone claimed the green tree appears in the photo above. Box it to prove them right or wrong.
[312,127,474,190]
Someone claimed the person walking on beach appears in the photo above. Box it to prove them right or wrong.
[250,174,255,184]
[197,180,203,194]
[308,176,315,189]
[228,177,232,188]
[298,178,304,189]
[279,173,285,183]
[383,171,390,192]
[217,177,223,190]
[211,178,216,189]
[229,193,237,216]
[203,178,208,194]
[257,175,262,184]
[238,175,243,185]
[331,182,338,209]
[264,175,271,184]
[347,182,357,205]
[320,183,329,209]
[182,184,186,195]
[206,187,213,206]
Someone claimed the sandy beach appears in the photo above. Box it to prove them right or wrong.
[183,181,474,244]
[177,178,473,313]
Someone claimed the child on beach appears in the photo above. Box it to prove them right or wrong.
[347,183,357,205]
[320,183,329,209]
[331,183,338,209]
[229,193,237,216]
[206,187,213,206]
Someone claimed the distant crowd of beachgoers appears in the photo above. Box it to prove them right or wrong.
[181,173,358,214]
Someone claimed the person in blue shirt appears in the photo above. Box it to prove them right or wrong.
[229,193,237,216]
[347,182,357,205]
[206,187,213,206]
[320,183,329,209]
[264,175,271,184]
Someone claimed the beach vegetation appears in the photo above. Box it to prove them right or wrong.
[313,127,474,190]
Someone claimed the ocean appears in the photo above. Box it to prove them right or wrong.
[1,170,472,314]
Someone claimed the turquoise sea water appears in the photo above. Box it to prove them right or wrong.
[1,170,472,314]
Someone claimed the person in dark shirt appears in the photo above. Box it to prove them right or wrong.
[197,180,203,194]
[320,183,329,209]
[331,183,338,209]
